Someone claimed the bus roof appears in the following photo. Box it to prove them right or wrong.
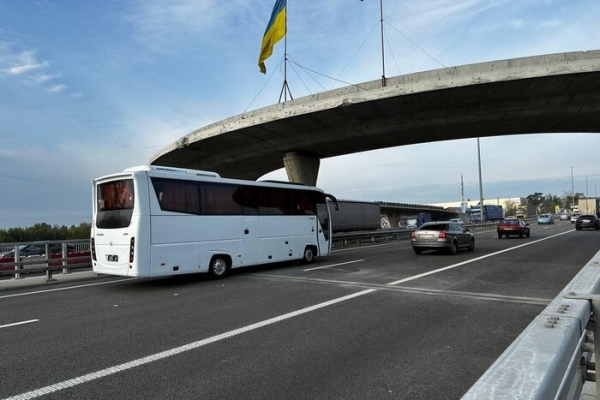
[95,165,324,193]
[124,165,220,178]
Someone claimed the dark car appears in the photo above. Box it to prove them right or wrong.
[575,214,600,230]
[497,219,531,238]
[411,221,474,255]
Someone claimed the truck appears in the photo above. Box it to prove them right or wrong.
[515,207,527,219]
[404,213,432,229]
[515,204,537,219]
[329,200,381,232]
[469,205,503,223]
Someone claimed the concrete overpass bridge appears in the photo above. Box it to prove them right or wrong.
[150,50,600,186]
[377,201,458,228]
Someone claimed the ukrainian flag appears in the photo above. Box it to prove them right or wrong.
[258,0,286,74]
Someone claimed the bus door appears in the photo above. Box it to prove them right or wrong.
[242,216,259,266]
[316,204,332,256]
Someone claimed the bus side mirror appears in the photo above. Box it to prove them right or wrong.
[325,193,339,211]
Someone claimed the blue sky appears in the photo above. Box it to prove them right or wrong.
[0,0,598,229]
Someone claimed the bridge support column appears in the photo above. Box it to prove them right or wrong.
[387,215,402,229]
[283,151,320,186]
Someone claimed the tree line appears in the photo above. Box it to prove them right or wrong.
[504,191,589,216]
[0,223,91,244]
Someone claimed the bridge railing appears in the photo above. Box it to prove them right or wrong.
[462,249,600,400]
[0,239,92,281]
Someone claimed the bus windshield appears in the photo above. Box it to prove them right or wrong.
[96,179,135,229]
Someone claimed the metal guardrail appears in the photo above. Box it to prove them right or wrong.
[331,222,504,247]
[462,250,600,400]
[0,239,92,281]
[332,228,412,247]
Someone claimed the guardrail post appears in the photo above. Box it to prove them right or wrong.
[45,243,55,282]
[62,242,69,274]
[565,292,600,395]
[14,246,21,280]
[591,298,600,396]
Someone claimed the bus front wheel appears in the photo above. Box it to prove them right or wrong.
[302,246,316,264]
[209,256,230,278]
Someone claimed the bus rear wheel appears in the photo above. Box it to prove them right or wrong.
[302,246,316,264]
[209,256,229,278]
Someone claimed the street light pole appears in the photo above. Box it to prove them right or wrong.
[571,167,575,212]
[477,138,484,224]
[586,176,589,212]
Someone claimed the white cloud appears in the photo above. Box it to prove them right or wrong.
[30,72,62,84]
[47,84,67,92]
[3,50,48,75]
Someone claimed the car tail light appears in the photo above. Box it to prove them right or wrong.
[439,231,447,238]
[91,238,96,261]
[410,231,416,239]
[129,237,135,263]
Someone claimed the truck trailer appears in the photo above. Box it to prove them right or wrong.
[329,200,381,232]
[469,205,503,223]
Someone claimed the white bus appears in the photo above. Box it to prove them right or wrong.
[91,165,337,278]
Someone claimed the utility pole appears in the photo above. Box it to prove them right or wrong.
[461,175,465,213]
[586,176,589,213]
[477,138,484,224]
[571,167,575,212]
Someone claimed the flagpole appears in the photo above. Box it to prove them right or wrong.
[379,0,386,87]
[278,1,292,102]
[361,0,386,87]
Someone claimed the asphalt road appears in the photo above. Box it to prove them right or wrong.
[0,221,596,400]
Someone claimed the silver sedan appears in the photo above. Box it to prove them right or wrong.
[411,221,475,255]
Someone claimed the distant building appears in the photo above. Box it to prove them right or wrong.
[578,198,600,215]
[426,197,528,211]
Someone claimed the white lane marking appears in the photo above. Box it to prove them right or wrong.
[0,278,136,300]
[304,259,364,272]
[386,229,574,286]
[250,274,551,305]
[3,288,376,400]
[0,319,39,329]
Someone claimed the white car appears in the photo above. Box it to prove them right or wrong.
[571,213,580,223]
[560,213,569,221]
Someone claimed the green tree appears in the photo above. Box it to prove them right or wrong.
[504,199,517,217]
[0,222,91,244]
[541,194,562,213]
[526,192,545,213]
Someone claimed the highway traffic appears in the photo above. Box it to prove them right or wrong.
[1,221,596,399]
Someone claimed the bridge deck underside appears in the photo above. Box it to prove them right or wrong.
[152,56,600,181]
